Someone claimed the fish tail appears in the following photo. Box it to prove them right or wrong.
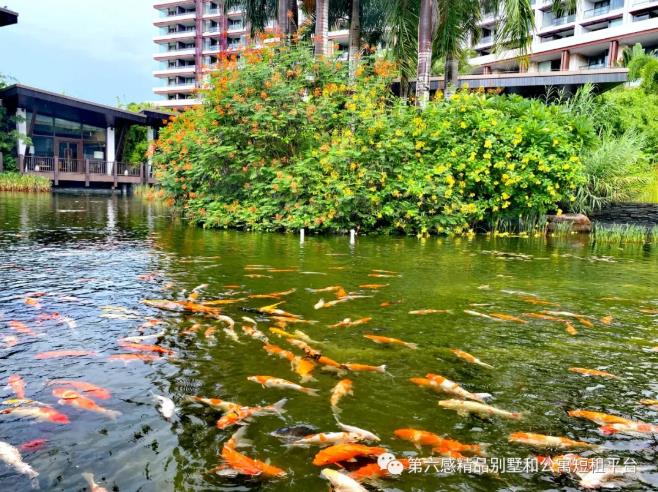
[478,361,494,369]
[270,398,288,414]
[104,409,122,420]
[511,412,524,420]
[376,365,387,374]
[302,387,320,397]
[405,343,418,350]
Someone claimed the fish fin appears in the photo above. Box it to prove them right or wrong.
[209,465,239,477]
[232,427,253,448]
[478,362,494,369]
[270,398,288,414]
[376,365,387,374]
[405,343,418,350]
[302,388,320,397]
[474,393,493,401]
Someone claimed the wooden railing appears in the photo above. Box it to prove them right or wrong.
[21,156,155,185]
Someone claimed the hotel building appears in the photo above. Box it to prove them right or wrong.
[471,0,658,74]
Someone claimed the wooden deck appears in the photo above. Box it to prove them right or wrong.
[20,156,156,187]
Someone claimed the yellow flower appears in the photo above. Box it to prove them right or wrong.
[484,139,492,149]
[460,121,467,129]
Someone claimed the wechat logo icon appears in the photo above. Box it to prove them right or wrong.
[377,452,404,476]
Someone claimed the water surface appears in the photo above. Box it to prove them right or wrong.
[0,193,656,491]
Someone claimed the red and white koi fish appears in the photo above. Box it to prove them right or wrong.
[247,376,319,396]
[599,421,658,436]
[0,405,70,424]
[82,472,108,492]
[394,428,486,458]
[106,353,160,363]
[567,410,632,426]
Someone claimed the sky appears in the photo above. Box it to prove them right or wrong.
[1,1,156,105]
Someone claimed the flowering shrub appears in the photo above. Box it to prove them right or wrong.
[153,44,592,235]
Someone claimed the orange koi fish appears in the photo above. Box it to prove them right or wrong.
[343,363,386,374]
[34,350,96,360]
[185,396,242,413]
[106,353,160,363]
[359,284,389,289]
[576,317,594,328]
[24,297,42,309]
[201,298,247,305]
[567,410,632,426]
[519,296,558,306]
[363,334,417,349]
[349,459,410,481]
[8,321,37,336]
[286,338,322,358]
[117,340,175,356]
[312,443,387,466]
[241,325,268,343]
[489,313,527,324]
[508,432,595,450]
[52,389,120,419]
[329,317,372,328]
[7,375,26,399]
[600,315,613,325]
[394,429,486,458]
[568,367,618,379]
[212,428,287,478]
[379,300,402,308]
[215,399,287,429]
[248,288,296,299]
[564,322,578,335]
[639,308,658,314]
[204,327,217,338]
[451,349,493,369]
[224,284,242,289]
[317,355,347,374]
[0,405,70,424]
[330,379,353,410]
[182,323,202,335]
[47,380,111,400]
[257,302,302,319]
[263,343,296,361]
[408,309,450,315]
[524,313,563,322]
[314,298,349,309]
[247,376,319,396]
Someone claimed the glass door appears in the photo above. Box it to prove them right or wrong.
[56,139,81,172]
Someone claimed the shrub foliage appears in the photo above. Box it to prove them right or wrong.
[153,44,592,235]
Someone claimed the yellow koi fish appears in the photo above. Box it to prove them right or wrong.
[569,367,618,379]
[438,399,522,420]
[509,432,596,450]
[451,349,493,369]
[330,379,353,411]
[247,376,319,396]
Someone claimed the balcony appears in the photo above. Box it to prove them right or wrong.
[154,12,196,27]
[154,27,197,43]
[584,0,625,18]
[153,65,197,77]
[227,23,246,33]
[153,83,197,94]
[154,48,196,61]
[542,13,576,28]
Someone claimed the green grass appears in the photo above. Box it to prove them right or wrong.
[592,223,658,244]
[636,168,658,203]
[0,173,51,192]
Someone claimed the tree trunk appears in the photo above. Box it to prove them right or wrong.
[444,53,459,99]
[278,0,289,40]
[400,74,410,103]
[416,0,433,109]
[314,0,329,57]
[348,0,361,79]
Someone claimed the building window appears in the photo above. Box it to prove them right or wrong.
[33,114,54,135]
[32,136,53,157]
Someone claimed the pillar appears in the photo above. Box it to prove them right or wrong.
[608,40,619,68]
[483,66,492,75]
[560,50,570,71]
[146,127,155,179]
[16,107,27,159]
[106,126,115,176]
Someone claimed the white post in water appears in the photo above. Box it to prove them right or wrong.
[350,229,356,245]
[300,228,305,244]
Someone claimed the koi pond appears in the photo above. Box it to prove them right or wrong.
[0,192,657,491]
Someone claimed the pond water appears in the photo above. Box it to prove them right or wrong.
[0,192,657,492]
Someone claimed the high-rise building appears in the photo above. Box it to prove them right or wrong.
[470,0,658,74]
[0,6,18,27]
[153,1,274,108]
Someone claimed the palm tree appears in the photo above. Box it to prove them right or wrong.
[348,0,361,77]
[315,0,330,56]
[414,0,576,105]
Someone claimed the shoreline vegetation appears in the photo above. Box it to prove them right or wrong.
[0,172,51,192]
